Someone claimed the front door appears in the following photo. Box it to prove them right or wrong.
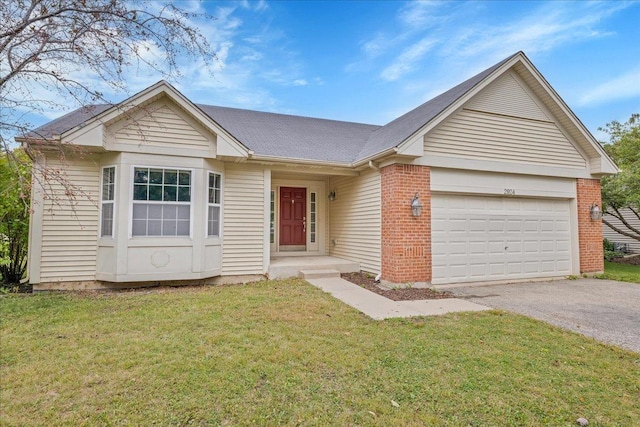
[280,187,306,249]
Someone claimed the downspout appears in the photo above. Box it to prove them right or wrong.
[368,160,379,171]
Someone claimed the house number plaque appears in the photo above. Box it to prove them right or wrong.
[504,188,516,195]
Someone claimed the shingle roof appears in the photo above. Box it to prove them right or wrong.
[196,105,380,163]
[23,104,112,139]
[22,53,519,164]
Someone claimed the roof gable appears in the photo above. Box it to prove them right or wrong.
[466,72,550,122]
[356,52,519,162]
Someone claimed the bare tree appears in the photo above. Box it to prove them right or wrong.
[1,0,217,159]
[0,0,218,284]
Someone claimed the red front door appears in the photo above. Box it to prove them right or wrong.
[280,187,306,246]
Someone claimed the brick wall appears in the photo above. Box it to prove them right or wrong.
[380,164,432,283]
[576,178,604,273]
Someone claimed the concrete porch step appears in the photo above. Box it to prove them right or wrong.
[268,256,360,280]
[299,269,341,279]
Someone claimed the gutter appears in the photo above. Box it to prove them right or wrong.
[352,147,399,168]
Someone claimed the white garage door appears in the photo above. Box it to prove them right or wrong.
[432,195,572,284]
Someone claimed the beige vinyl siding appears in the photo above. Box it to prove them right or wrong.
[114,102,211,151]
[425,109,587,169]
[39,156,100,282]
[329,170,381,274]
[467,72,550,121]
[222,164,265,275]
[603,209,640,253]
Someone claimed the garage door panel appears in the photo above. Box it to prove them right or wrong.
[469,241,486,254]
[487,241,505,254]
[469,219,486,233]
[507,262,524,274]
[432,194,572,284]
[524,220,539,232]
[469,264,488,277]
[524,241,539,253]
[506,240,523,253]
[524,261,539,273]
[449,242,467,255]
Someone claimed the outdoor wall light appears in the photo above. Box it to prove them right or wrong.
[590,204,603,221]
[328,190,336,201]
[411,193,423,217]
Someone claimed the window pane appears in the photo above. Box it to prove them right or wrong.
[162,220,177,236]
[132,219,146,236]
[208,206,220,236]
[177,220,190,236]
[133,184,148,200]
[163,185,177,201]
[164,205,177,220]
[102,167,115,200]
[148,204,162,219]
[178,186,190,202]
[179,171,190,185]
[134,168,148,184]
[214,174,220,189]
[149,169,163,184]
[148,219,162,236]
[164,170,178,185]
[149,185,163,201]
[132,203,147,219]
[214,189,220,204]
[177,205,190,220]
[101,203,114,237]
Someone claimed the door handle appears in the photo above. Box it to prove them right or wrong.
[303,216,306,233]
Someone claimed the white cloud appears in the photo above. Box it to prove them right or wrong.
[380,37,438,81]
[398,0,447,29]
[293,79,308,86]
[578,67,640,106]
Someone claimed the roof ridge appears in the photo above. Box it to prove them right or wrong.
[196,103,381,128]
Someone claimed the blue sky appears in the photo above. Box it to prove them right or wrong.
[29,0,640,141]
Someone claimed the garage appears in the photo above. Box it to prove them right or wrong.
[431,194,572,284]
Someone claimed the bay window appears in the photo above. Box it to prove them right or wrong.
[207,172,221,237]
[101,166,116,237]
[132,167,191,237]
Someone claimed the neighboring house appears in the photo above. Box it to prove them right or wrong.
[18,51,617,291]
[603,209,640,253]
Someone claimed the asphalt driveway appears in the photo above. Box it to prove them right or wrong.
[446,279,640,354]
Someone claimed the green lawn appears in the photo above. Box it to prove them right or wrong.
[598,261,640,283]
[1,279,638,426]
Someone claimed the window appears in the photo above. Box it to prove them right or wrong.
[310,192,316,243]
[207,172,221,237]
[270,190,275,243]
[132,167,191,237]
[101,166,115,237]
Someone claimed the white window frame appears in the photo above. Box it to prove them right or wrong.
[100,165,116,238]
[129,165,194,238]
[207,171,222,238]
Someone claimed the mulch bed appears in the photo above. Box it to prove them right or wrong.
[611,254,640,265]
[340,272,454,301]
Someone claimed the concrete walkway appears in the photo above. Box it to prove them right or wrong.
[306,277,489,320]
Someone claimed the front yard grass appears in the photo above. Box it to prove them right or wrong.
[599,261,640,283]
[1,279,638,426]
